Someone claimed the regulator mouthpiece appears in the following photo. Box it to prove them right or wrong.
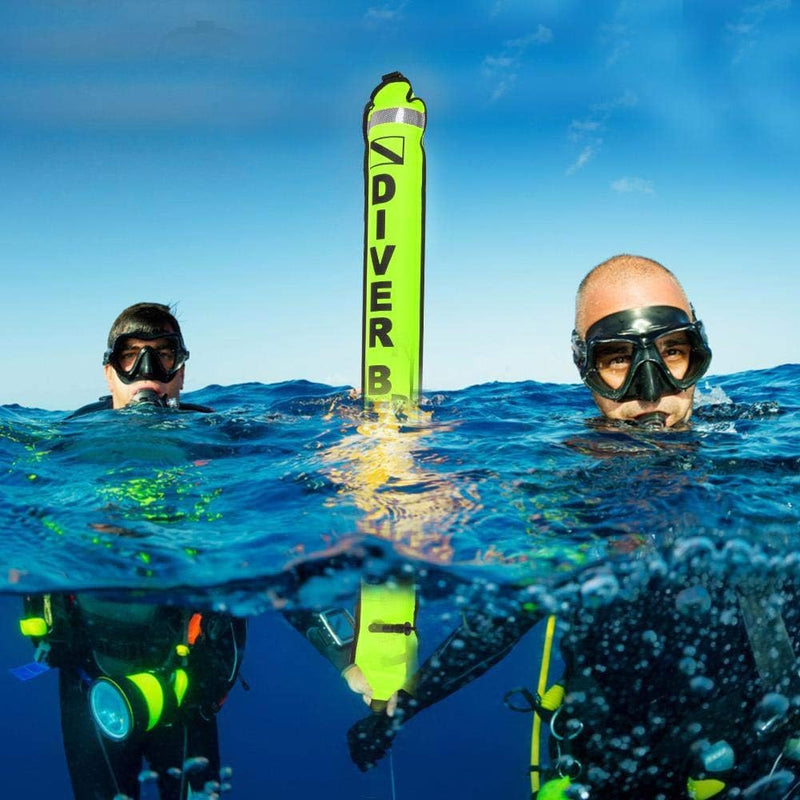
[634,411,668,430]
[131,389,169,408]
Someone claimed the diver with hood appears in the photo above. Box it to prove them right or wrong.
[21,303,246,799]
[343,256,800,798]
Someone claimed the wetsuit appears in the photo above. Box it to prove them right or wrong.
[550,570,800,798]
[55,598,243,800]
[50,397,244,800]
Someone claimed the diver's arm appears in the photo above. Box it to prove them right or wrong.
[282,609,355,674]
[280,609,402,714]
[410,607,535,711]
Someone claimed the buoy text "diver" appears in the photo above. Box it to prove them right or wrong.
[366,167,398,396]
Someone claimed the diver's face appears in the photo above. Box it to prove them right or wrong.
[104,335,184,409]
[576,274,696,429]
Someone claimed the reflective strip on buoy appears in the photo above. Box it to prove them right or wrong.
[368,107,426,130]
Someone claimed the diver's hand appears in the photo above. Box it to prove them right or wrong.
[347,690,413,772]
[347,711,398,771]
[347,690,414,771]
[341,664,399,716]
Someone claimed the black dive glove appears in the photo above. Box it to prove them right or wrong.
[347,690,414,771]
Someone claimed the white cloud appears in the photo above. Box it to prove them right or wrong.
[569,119,602,135]
[482,24,553,101]
[726,0,790,63]
[483,55,514,69]
[365,2,407,23]
[567,145,597,176]
[599,21,630,66]
[611,176,655,194]
[591,89,638,114]
[566,90,638,174]
[509,26,554,47]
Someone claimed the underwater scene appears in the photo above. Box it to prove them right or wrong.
[1,363,799,799]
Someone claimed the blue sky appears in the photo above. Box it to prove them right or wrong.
[1,0,798,410]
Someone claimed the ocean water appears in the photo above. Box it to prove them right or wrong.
[1,364,798,798]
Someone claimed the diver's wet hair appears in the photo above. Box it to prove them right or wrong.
[106,303,182,348]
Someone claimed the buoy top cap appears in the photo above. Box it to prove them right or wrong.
[367,72,426,117]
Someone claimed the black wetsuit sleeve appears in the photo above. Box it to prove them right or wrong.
[409,608,537,711]
[178,402,214,413]
[283,610,354,674]
[66,397,114,418]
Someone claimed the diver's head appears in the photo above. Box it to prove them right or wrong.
[573,255,712,429]
[103,303,189,409]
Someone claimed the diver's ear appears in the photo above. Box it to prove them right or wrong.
[177,365,185,391]
[104,364,115,393]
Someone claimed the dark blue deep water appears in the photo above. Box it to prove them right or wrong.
[1,365,798,798]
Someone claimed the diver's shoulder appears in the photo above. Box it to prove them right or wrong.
[178,401,214,413]
[67,396,113,418]
[66,396,214,417]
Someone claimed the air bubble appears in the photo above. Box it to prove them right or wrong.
[673,537,714,564]
[183,756,210,773]
[678,657,698,676]
[754,693,789,735]
[580,573,619,607]
[641,630,659,646]
[675,585,711,616]
[690,676,715,695]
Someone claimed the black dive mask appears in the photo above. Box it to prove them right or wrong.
[572,306,712,402]
[103,331,189,386]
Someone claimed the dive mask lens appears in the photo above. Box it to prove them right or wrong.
[590,339,635,395]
